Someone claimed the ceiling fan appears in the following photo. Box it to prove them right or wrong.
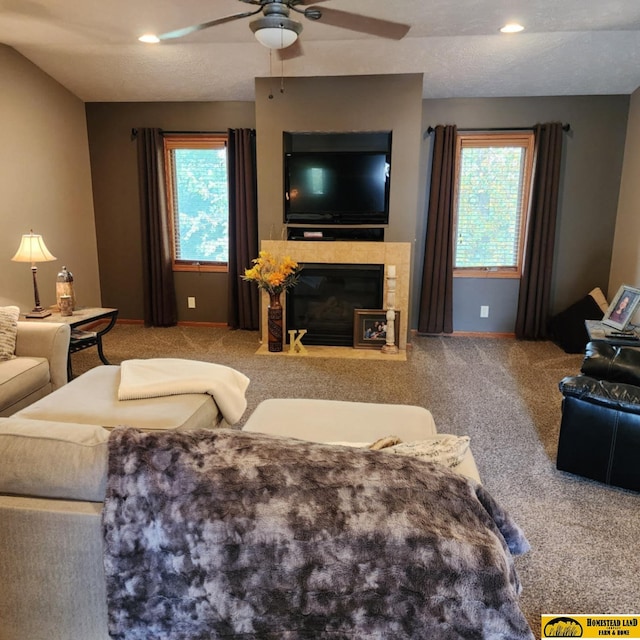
[140,0,410,55]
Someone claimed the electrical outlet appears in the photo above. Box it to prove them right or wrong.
[480,305,489,318]
[188,297,196,309]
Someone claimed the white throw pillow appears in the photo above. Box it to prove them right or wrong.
[326,442,371,448]
[383,434,471,468]
[0,306,20,361]
[326,434,471,469]
[589,287,609,314]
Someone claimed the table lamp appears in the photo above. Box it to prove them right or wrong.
[11,231,57,318]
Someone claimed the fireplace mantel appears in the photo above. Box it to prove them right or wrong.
[261,240,411,351]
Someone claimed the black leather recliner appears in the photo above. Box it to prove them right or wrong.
[557,340,640,492]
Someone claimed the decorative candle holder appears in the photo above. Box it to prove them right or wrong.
[382,265,399,354]
[59,295,73,317]
[56,266,75,311]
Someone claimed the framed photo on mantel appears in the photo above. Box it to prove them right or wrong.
[353,309,400,349]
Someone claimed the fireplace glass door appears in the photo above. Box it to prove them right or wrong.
[286,263,384,346]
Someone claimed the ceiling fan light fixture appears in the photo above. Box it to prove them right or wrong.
[138,33,160,44]
[500,23,524,34]
[250,16,302,50]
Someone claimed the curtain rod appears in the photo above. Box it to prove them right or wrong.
[130,128,226,139]
[425,124,571,135]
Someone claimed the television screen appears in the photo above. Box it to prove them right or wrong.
[284,151,390,225]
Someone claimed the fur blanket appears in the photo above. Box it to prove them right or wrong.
[102,427,534,640]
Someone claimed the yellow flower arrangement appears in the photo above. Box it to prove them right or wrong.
[243,251,301,295]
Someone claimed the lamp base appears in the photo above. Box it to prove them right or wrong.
[26,308,52,319]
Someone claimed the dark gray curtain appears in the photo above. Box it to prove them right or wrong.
[136,128,177,327]
[516,122,564,340]
[227,129,259,330]
[417,125,457,334]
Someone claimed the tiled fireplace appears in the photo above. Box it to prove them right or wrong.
[260,240,411,351]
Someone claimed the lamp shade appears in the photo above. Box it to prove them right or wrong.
[12,232,56,264]
[250,16,302,50]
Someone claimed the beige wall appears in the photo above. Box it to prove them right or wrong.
[0,46,100,313]
[609,86,640,299]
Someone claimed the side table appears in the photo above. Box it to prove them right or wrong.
[585,319,640,347]
[23,307,118,379]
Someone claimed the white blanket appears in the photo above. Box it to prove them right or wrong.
[118,358,250,425]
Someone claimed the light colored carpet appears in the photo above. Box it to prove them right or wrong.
[72,325,640,639]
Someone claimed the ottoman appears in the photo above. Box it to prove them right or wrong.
[243,398,481,482]
[14,365,223,431]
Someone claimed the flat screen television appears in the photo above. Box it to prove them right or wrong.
[284,151,391,225]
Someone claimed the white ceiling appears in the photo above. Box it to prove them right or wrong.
[2,0,640,102]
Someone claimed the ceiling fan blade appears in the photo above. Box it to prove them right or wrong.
[158,10,260,40]
[278,39,304,60]
[313,7,410,40]
[295,0,331,4]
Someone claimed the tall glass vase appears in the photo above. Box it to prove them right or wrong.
[267,291,283,352]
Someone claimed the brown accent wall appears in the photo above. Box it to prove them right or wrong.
[418,95,629,331]
[85,87,629,330]
[0,46,100,313]
[85,102,255,322]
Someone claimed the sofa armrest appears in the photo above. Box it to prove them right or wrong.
[582,340,640,386]
[14,322,71,390]
[559,374,640,416]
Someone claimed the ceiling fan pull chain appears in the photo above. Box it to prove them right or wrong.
[268,48,275,99]
[281,56,285,94]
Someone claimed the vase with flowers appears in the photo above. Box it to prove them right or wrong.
[243,251,301,352]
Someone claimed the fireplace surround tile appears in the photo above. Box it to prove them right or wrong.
[260,241,411,351]
[255,343,407,360]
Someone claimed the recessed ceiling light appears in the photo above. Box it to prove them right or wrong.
[500,23,524,33]
[138,34,160,44]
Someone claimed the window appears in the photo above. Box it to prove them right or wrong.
[453,133,534,278]
[164,135,229,272]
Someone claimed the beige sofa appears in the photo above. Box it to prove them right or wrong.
[0,361,243,640]
[0,391,477,640]
[0,321,70,417]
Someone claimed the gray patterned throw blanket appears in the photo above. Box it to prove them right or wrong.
[103,427,534,640]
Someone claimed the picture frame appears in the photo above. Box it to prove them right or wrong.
[602,284,640,331]
[353,309,400,349]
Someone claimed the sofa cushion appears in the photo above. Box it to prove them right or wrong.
[15,365,222,431]
[0,418,108,502]
[243,399,482,484]
[243,398,437,443]
[0,357,50,412]
[0,306,20,361]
